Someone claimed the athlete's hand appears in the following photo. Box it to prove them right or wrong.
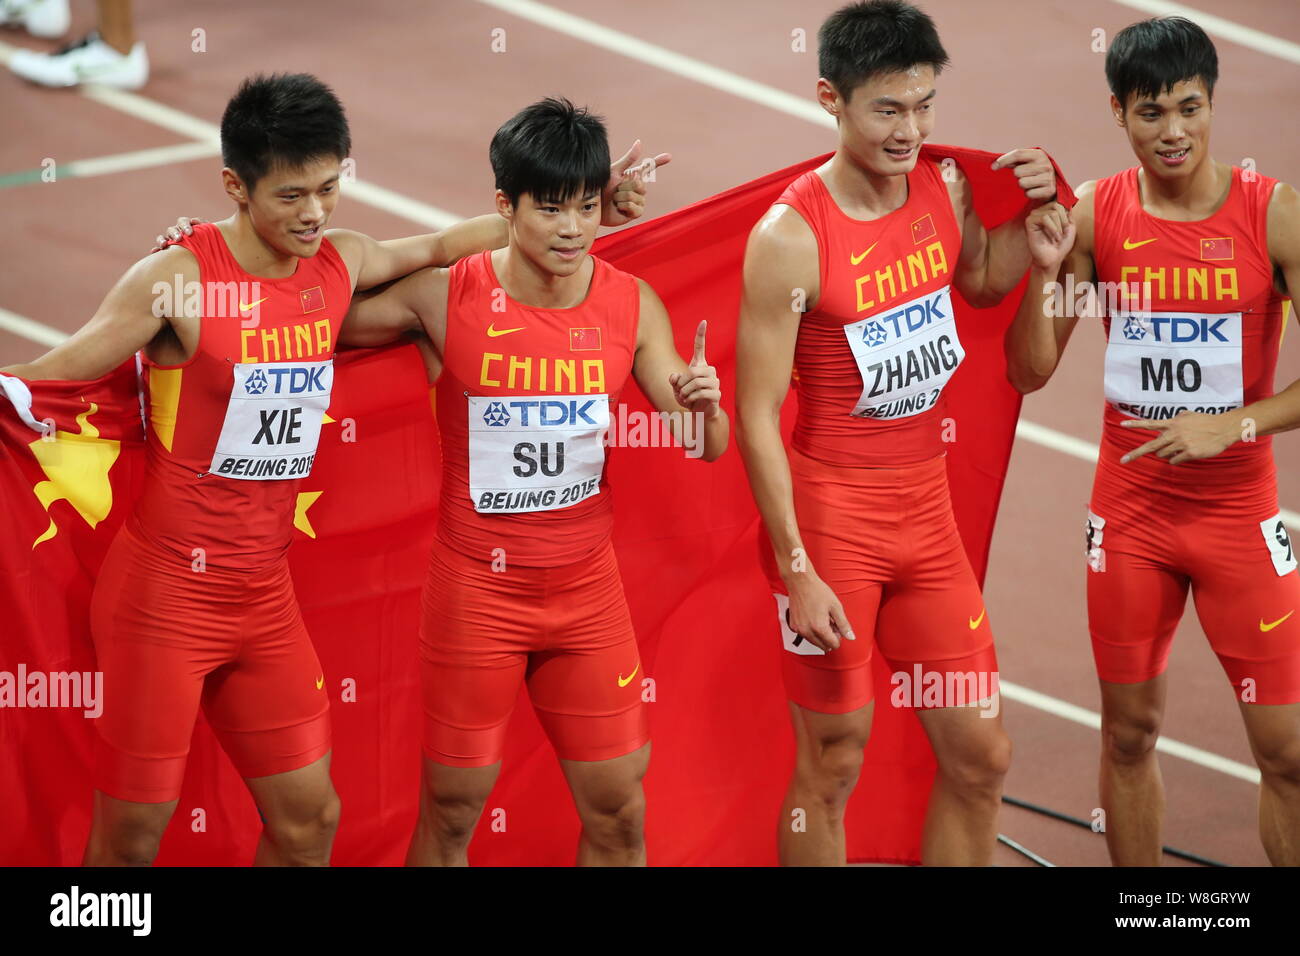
[992,148,1057,204]
[786,569,856,653]
[149,216,203,253]
[601,140,672,227]
[1119,411,1245,464]
[668,320,721,419]
[1025,202,1074,271]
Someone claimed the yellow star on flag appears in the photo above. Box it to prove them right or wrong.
[294,490,324,538]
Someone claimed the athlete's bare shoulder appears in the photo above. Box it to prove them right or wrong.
[1069,180,1099,254]
[119,244,201,317]
[1265,181,1300,295]
[745,202,820,308]
[322,227,365,278]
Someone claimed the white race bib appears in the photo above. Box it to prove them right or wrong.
[1104,310,1243,419]
[210,360,332,480]
[1260,514,1297,577]
[844,285,963,420]
[468,394,609,513]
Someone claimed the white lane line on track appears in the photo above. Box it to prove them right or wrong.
[473,0,836,128]
[0,40,462,229]
[0,307,68,348]
[1015,419,1300,529]
[1108,0,1300,64]
[64,141,221,179]
[1000,680,1261,784]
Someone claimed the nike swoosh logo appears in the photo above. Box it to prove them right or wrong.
[618,663,640,687]
[1122,237,1158,250]
[486,324,524,337]
[850,242,879,266]
[315,675,325,690]
[1260,610,1294,632]
[239,297,269,311]
[969,609,986,629]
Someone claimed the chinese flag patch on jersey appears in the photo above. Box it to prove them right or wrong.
[1200,237,1234,261]
[569,327,602,351]
[300,286,326,313]
[911,213,936,244]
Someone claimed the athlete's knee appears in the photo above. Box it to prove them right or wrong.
[579,785,645,851]
[96,819,166,866]
[938,728,1012,798]
[799,735,867,811]
[1252,732,1300,788]
[1102,706,1162,763]
[421,777,490,844]
[263,789,341,862]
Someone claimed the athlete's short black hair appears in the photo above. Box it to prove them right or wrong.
[490,97,609,208]
[220,73,351,192]
[818,0,949,102]
[1106,17,1218,108]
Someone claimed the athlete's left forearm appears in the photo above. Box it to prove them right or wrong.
[981,206,1033,302]
[698,408,730,462]
[1235,380,1300,440]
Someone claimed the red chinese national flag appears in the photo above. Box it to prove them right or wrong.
[568,327,602,351]
[911,211,937,244]
[300,285,326,313]
[1200,237,1234,261]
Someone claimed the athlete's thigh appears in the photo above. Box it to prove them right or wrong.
[1190,512,1300,704]
[244,752,335,823]
[418,542,534,767]
[915,696,1008,773]
[1085,503,1190,686]
[776,584,883,715]
[873,520,995,689]
[559,741,651,819]
[527,542,647,762]
[202,562,331,780]
[90,525,232,802]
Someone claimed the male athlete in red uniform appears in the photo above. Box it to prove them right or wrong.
[0,74,658,866]
[345,97,728,866]
[735,0,1069,866]
[1006,18,1300,865]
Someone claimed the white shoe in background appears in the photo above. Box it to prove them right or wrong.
[0,0,70,38]
[9,31,149,89]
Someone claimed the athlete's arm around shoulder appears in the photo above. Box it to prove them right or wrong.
[327,216,507,296]
[339,265,452,353]
[734,203,818,573]
[631,279,729,462]
[0,245,197,382]
[1003,181,1096,394]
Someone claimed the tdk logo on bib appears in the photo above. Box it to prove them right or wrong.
[859,290,948,348]
[1120,315,1231,344]
[501,399,601,427]
[239,365,329,396]
[483,401,510,427]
